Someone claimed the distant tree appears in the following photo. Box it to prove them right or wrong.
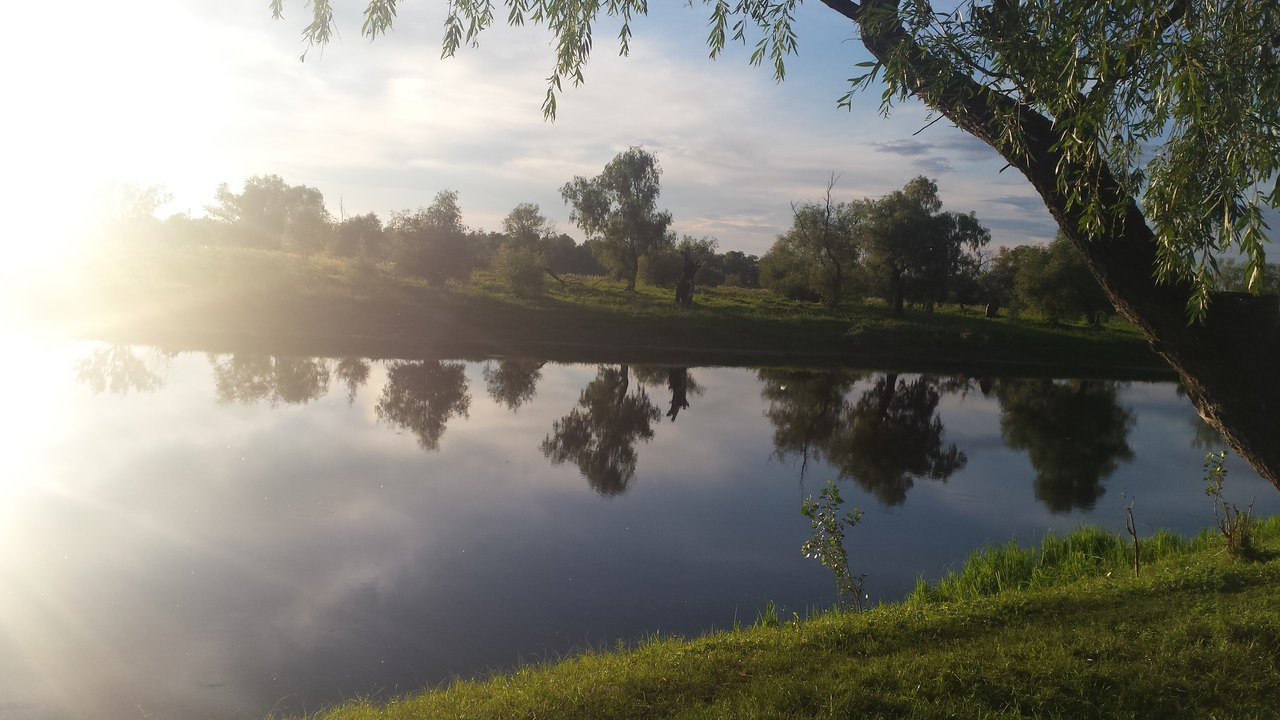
[388,190,475,286]
[561,147,673,291]
[541,365,660,495]
[980,245,1042,316]
[642,234,719,301]
[761,177,859,309]
[717,250,760,288]
[760,236,824,302]
[333,212,387,260]
[502,202,555,247]
[161,213,220,246]
[995,379,1135,514]
[544,233,605,276]
[1217,258,1280,296]
[207,174,331,252]
[496,203,554,295]
[906,210,990,312]
[858,177,988,316]
[1015,234,1114,324]
[105,182,171,244]
[376,360,471,450]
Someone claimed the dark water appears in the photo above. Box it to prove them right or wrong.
[1,341,1275,719]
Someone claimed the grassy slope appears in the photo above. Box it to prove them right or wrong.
[28,244,1166,375]
[303,519,1280,720]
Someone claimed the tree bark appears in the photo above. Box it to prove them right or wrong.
[827,0,1280,488]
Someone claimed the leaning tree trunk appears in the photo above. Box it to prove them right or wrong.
[828,0,1280,489]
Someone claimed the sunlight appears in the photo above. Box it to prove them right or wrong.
[1,0,234,295]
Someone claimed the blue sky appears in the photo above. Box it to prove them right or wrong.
[5,0,1059,260]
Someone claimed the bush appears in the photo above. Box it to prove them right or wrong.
[639,249,683,288]
[495,243,547,296]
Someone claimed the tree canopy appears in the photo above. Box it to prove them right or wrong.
[561,147,674,291]
[272,0,1280,487]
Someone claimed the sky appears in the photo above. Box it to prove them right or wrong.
[3,0,1060,265]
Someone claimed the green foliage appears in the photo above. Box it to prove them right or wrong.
[763,182,861,309]
[716,250,760,288]
[1204,450,1256,558]
[494,241,547,296]
[909,525,1193,605]
[857,176,990,316]
[206,174,331,252]
[800,480,865,610]
[642,234,721,289]
[389,190,475,286]
[275,0,1280,321]
[1014,234,1114,324]
[759,234,824,302]
[561,147,673,291]
[332,212,387,260]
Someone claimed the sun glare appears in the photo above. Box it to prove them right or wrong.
[2,1,234,296]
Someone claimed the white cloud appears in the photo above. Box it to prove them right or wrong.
[5,0,1058,259]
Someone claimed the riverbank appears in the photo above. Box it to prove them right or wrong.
[20,244,1168,377]
[305,519,1280,719]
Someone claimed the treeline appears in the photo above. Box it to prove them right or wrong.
[107,162,762,297]
[107,159,1271,318]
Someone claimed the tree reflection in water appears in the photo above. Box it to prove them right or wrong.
[209,354,331,406]
[375,360,471,451]
[633,366,704,422]
[483,359,544,411]
[542,365,661,495]
[334,357,371,406]
[75,345,166,394]
[828,374,967,506]
[994,378,1135,513]
[759,370,965,506]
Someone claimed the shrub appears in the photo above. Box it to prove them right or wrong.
[495,242,547,296]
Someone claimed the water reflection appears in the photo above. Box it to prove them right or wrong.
[18,344,1280,720]
[541,364,661,495]
[994,379,1135,513]
[334,357,372,406]
[760,368,862,476]
[209,353,332,405]
[375,360,471,450]
[760,370,965,505]
[830,374,967,506]
[75,345,166,394]
[483,358,544,411]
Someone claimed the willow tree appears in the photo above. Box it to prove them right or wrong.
[560,147,673,291]
[273,0,1280,487]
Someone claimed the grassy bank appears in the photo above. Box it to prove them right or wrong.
[23,244,1166,375]
[298,519,1280,719]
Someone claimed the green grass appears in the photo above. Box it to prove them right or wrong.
[288,517,1280,719]
[30,243,1165,375]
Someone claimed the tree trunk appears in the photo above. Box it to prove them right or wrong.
[675,250,701,307]
[836,0,1280,489]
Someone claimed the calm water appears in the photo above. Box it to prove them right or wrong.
[2,341,1276,719]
